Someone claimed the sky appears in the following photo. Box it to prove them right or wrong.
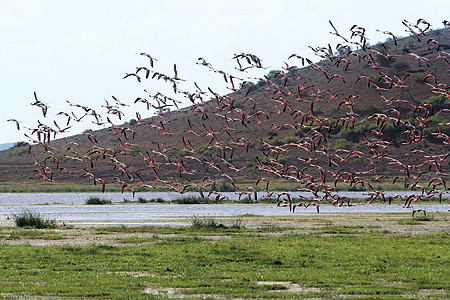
[0,0,449,145]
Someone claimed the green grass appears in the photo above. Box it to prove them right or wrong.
[398,218,422,225]
[0,229,67,240]
[319,225,365,234]
[189,215,245,229]
[11,209,57,229]
[85,197,112,205]
[0,226,448,299]
[172,196,217,204]
[137,197,165,203]
[415,214,435,221]
[398,216,436,225]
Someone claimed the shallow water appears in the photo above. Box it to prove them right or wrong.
[0,192,448,225]
[0,191,446,205]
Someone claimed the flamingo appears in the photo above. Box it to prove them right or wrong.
[7,119,21,130]
[412,209,426,218]
[139,52,157,67]
[123,72,141,82]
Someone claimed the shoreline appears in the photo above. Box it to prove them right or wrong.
[1,211,449,240]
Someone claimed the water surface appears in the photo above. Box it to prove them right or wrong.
[0,192,448,226]
[1,191,446,205]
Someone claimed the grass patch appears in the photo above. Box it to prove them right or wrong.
[415,215,435,221]
[121,197,166,203]
[397,218,423,225]
[239,213,262,217]
[256,197,278,204]
[11,209,57,229]
[85,197,112,205]
[0,230,447,299]
[138,197,165,203]
[258,221,282,231]
[115,236,162,244]
[319,225,364,234]
[2,230,66,240]
[398,214,436,225]
[172,196,217,204]
[189,215,244,230]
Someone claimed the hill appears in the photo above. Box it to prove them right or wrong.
[1,25,449,203]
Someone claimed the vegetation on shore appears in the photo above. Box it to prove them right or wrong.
[11,209,57,229]
[85,197,112,205]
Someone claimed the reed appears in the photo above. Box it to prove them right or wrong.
[12,209,57,229]
[172,196,217,204]
[189,215,245,229]
[85,197,112,205]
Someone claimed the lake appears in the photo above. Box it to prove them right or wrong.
[0,191,448,226]
[1,191,447,205]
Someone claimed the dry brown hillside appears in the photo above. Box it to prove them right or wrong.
[1,25,449,203]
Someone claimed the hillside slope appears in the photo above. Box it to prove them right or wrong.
[1,25,449,203]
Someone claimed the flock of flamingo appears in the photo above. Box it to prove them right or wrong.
[8,19,450,214]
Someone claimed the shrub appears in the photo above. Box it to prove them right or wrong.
[338,122,369,143]
[190,216,223,229]
[334,139,350,149]
[245,158,256,173]
[152,197,165,203]
[354,104,382,115]
[85,197,112,205]
[414,215,434,221]
[172,196,215,204]
[371,45,396,67]
[270,137,283,146]
[266,129,278,138]
[391,61,410,72]
[6,146,29,157]
[215,180,236,192]
[230,218,245,229]
[423,114,450,141]
[281,136,298,144]
[138,197,148,203]
[369,73,381,83]
[198,144,212,156]
[422,95,448,107]
[265,69,282,81]
[189,216,244,229]
[12,209,57,229]
[277,155,291,164]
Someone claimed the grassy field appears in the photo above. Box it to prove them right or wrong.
[0,213,449,299]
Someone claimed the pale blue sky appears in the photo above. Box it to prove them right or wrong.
[0,0,448,144]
